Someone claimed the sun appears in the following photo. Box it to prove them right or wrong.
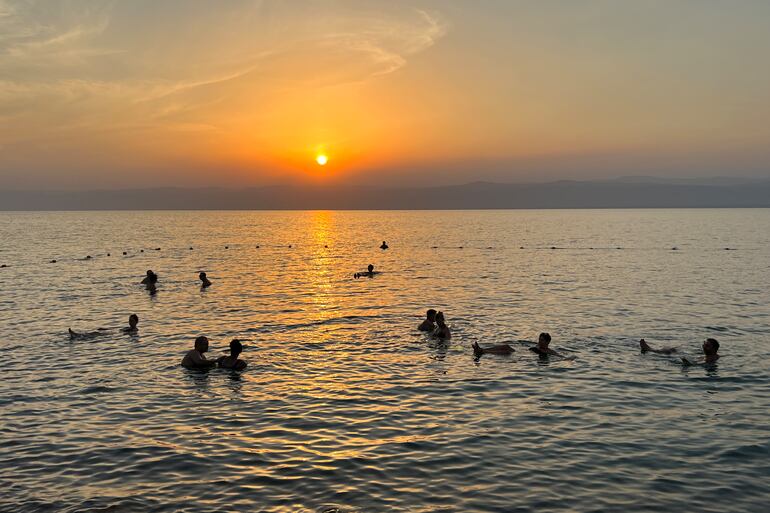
[315,154,328,166]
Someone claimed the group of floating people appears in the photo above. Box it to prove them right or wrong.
[67,240,722,371]
[416,308,722,367]
[69,308,722,372]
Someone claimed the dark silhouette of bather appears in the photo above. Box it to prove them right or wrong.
[181,336,217,369]
[199,272,211,288]
[354,264,377,279]
[528,332,562,357]
[380,241,389,250]
[682,338,720,366]
[418,309,437,331]
[217,339,247,371]
[141,270,158,293]
[70,313,138,339]
[433,311,451,339]
[121,314,139,333]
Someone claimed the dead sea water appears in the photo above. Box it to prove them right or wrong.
[1,210,769,512]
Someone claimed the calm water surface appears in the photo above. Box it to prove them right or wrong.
[1,210,769,513]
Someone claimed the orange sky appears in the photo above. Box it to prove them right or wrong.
[1,0,770,189]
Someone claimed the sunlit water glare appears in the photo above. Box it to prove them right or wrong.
[1,210,769,512]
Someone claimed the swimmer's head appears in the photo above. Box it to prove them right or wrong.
[368,264,374,273]
[538,332,552,347]
[230,339,243,357]
[194,335,209,353]
[146,270,153,276]
[199,272,207,280]
[435,311,446,325]
[128,314,138,328]
[703,338,720,355]
[426,309,437,321]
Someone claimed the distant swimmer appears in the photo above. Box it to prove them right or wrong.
[199,272,211,288]
[217,339,248,371]
[181,336,217,369]
[354,264,377,279]
[380,241,389,250]
[681,338,721,366]
[141,270,158,285]
[418,309,437,331]
[121,314,139,334]
[639,338,677,355]
[472,341,514,356]
[529,332,562,357]
[433,311,451,339]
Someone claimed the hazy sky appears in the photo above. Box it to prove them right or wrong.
[1,0,770,189]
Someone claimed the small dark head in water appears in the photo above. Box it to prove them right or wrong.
[368,264,374,273]
[703,338,720,356]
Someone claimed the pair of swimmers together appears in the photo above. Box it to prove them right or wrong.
[417,309,452,339]
[69,314,139,339]
[181,336,247,371]
[141,270,212,289]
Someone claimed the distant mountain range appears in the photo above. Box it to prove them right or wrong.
[2,177,770,210]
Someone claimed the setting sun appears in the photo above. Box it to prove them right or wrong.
[316,155,329,166]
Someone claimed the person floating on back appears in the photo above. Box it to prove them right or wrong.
[529,332,562,357]
[181,336,217,369]
[380,241,388,250]
[418,309,437,331]
[354,264,377,279]
[681,338,720,366]
[433,311,451,339]
[639,338,677,354]
[121,314,139,333]
[217,339,248,371]
[199,272,211,288]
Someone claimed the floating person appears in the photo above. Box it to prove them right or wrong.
[472,340,514,356]
[122,251,127,255]
[682,338,721,366]
[529,332,563,357]
[50,259,57,263]
[70,314,139,339]
[418,309,437,331]
[217,339,248,371]
[199,271,211,288]
[354,264,378,279]
[639,338,677,355]
[380,241,389,250]
[85,255,92,260]
[181,336,217,369]
[433,311,451,339]
[121,314,139,333]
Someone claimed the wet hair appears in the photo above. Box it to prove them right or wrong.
[426,309,437,319]
[706,338,720,353]
[194,336,209,351]
[129,314,139,325]
[368,264,374,272]
[230,339,243,356]
[539,332,552,343]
